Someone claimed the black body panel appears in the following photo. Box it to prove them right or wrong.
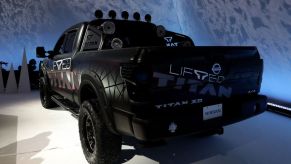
[114,95,267,141]
[38,18,266,140]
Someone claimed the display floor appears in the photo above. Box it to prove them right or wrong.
[0,92,290,164]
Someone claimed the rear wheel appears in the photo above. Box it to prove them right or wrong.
[79,99,122,164]
[39,77,57,108]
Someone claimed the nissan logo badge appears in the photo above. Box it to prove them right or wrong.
[212,63,221,75]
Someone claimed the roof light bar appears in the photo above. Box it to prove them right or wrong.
[95,10,103,19]
[108,10,117,19]
[145,14,151,23]
[121,11,129,20]
[133,12,140,21]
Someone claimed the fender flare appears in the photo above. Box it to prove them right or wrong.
[39,69,51,90]
[79,74,117,134]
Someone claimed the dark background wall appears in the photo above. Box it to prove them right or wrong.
[0,0,181,66]
[174,0,291,103]
[0,0,290,103]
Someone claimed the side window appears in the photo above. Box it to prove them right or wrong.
[54,35,66,54]
[63,31,77,53]
[53,30,77,55]
[83,26,102,51]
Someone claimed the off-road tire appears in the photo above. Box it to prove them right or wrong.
[39,77,57,108]
[79,99,122,164]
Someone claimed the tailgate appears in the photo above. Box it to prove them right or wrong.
[121,46,263,108]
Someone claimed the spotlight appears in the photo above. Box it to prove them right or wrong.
[108,10,117,19]
[95,10,103,19]
[111,38,123,49]
[183,41,192,47]
[145,14,151,23]
[102,21,116,34]
[156,25,166,37]
[133,12,140,21]
[121,11,129,20]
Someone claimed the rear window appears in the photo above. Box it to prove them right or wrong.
[90,21,165,49]
[86,20,194,50]
[83,26,102,51]
[63,31,77,53]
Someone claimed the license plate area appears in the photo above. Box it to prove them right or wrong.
[203,104,223,120]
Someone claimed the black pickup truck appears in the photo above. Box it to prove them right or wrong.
[36,10,267,164]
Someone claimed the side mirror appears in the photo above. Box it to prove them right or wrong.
[36,47,47,58]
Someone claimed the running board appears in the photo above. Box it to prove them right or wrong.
[51,95,79,118]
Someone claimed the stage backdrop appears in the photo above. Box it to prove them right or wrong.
[0,0,290,103]
[0,0,182,67]
[174,0,291,103]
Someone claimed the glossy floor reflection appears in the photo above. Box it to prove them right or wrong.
[0,92,290,164]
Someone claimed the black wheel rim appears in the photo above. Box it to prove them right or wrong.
[83,114,96,153]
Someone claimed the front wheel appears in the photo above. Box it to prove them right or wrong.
[39,77,57,109]
[79,99,122,164]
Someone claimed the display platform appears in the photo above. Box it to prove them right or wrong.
[0,92,290,164]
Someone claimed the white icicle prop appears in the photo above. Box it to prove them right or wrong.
[18,48,31,92]
[0,64,4,93]
[6,64,18,93]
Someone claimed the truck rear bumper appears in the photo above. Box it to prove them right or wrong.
[113,95,267,141]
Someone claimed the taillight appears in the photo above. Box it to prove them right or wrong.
[133,68,152,85]
[120,64,152,86]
